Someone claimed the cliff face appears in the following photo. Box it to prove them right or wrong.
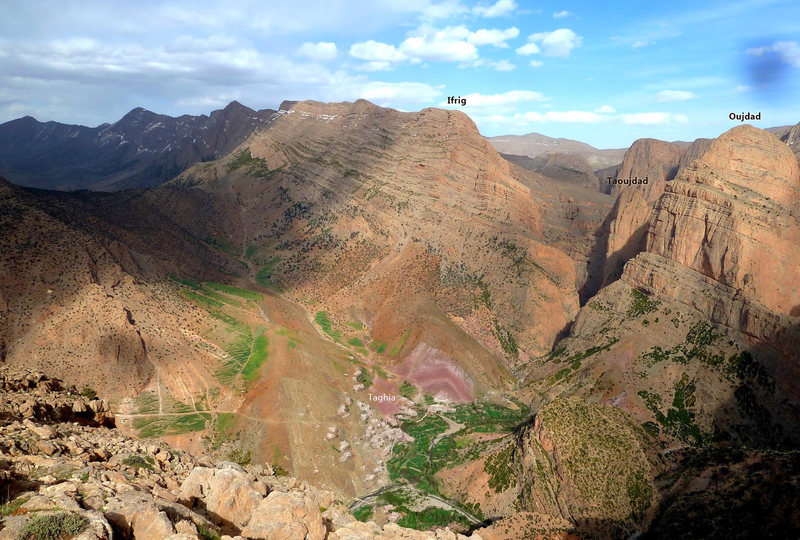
[521,124,800,460]
[608,138,685,201]
[641,125,800,317]
[601,190,650,286]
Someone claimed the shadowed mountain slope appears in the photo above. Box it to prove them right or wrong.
[0,101,278,191]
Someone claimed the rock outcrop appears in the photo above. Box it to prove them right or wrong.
[515,398,658,538]
[607,138,685,201]
[640,125,800,316]
[601,190,650,286]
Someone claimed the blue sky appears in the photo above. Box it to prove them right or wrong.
[1,0,799,147]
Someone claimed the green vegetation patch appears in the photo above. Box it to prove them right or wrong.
[255,258,281,288]
[314,311,340,342]
[352,505,373,522]
[628,288,660,317]
[204,236,239,256]
[493,320,519,359]
[211,312,255,386]
[204,282,263,302]
[356,368,372,388]
[347,337,365,348]
[347,321,364,330]
[19,512,88,540]
[638,373,704,446]
[484,443,516,493]
[400,381,416,400]
[133,413,210,438]
[181,290,224,309]
[0,496,29,516]
[226,147,271,177]
[397,506,469,530]
[241,334,269,382]
[642,321,725,367]
[389,329,411,356]
[123,454,155,470]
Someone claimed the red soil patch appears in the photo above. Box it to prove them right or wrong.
[396,342,474,402]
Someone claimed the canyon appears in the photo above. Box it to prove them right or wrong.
[1,100,799,538]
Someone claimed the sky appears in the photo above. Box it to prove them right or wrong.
[1,0,799,147]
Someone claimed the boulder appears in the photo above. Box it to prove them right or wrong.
[179,466,265,530]
[240,491,326,540]
[104,492,176,539]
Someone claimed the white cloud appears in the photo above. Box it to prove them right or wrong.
[439,90,547,107]
[297,41,337,61]
[516,43,541,55]
[595,105,616,113]
[473,0,517,17]
[526,110,605,123]
[489,59,515,71]
[735,84,751,93]
[351,26,520,67]
[632,40,651,49]
[401,35,477,63]
[529,60,543,67]
[353,61,394,71]
[552,10,571,18]
[745,40,800,67]
[468,27,519,47]
[349,40,407,63]
[621,112,689,125]
[357,81,441,105]
[655,89,697,102]
[524,29,582,58]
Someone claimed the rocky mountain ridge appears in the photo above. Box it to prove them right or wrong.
[0,102,278,191]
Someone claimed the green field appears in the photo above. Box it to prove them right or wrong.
[255,258,281,288]
[314,310,340,341]
[205,282,263,302]
[242,335,269,381]
[134,413,211,438]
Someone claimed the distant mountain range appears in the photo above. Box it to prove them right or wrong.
[0,101,277,191]
[488,132,628,169]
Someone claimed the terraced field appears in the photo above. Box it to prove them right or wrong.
[130,278,271,439]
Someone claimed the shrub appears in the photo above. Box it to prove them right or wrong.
[79,386,97,400]
[122,454,154,471]
[19,512,88,540]
[227,448,251,466]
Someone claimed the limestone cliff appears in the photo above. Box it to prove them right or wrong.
[607,139,685,201]
[640,125,800,317]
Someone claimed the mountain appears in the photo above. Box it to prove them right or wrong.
[604,138,685,200]
[0,101,278,191]
[488,132,627,170]
[2,100,800,538]
[501,152,600,190]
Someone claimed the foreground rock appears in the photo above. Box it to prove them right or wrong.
[0,368,480,539]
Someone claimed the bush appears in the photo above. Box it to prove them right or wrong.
[122,454,154,471]
[19,512,88,540]
[227,448,251,466]
[79,386,97,400]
